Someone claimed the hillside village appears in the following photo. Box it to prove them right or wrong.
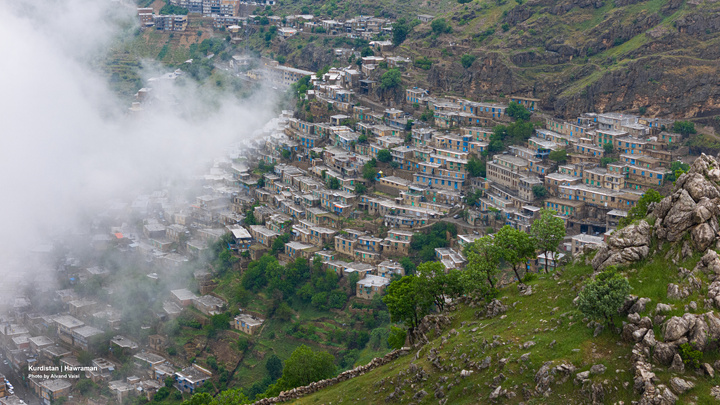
[0,3,707,404]
[0,47,696,403]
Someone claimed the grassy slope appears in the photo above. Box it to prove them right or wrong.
[293,243,720,404]
[194,268,393,392]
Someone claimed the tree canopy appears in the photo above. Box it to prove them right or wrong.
[415,261,463,312]
[274,345,336,391]
[392,19,409,46]
[379,69,402,91]
[548,149,568,164]
[577,267,631,327]
[377,149,393,163]
[462,235,501,295]
[383,275,432,336]
[619,189,663,227]
[530,209,566,273]
[672,121,696,136]
[506,101,531,121]
[495,225,536,282]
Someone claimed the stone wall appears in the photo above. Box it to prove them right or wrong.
[251,348,410,404]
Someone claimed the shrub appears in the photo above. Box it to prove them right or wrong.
[460,54,476,69]
[679,342,702,369]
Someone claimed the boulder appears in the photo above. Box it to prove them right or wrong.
[486,299,507,318]
[652,154,720,251]
[712,386,720,400]
[654,342,677,366]
[702,362,715,378]
[592,220,651,270]
[656,303,673,313]
[695,249,720,275]
[669,353,685,373]
[707,281,720,308]
[664,316,692,341]
[630,297,652,314]
[589,364,606,375]
[669,377,694,394]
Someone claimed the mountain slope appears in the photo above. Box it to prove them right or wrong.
[392,0,720,118]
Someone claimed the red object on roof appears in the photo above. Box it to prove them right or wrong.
[115,233,124,239]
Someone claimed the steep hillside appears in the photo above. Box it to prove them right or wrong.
[278,154,720,404]
[393,0,720,118]
[270,0,720,119]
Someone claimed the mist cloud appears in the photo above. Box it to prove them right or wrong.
[0,0,281,302]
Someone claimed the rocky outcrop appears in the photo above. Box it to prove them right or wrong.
[486,299,508,318]
[591,220,651,270]
[653,154,720,252]
[661,312,720,355]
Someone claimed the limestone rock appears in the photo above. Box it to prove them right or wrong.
[695,250,720,275]
[669,377,694,394]
[589,364,606,375]
[592,220,651,270]
[630,297,652,314]
[664,316,692,341]
[486,299,507,318]
[652,154,720,252]
[669,354,685,373]
[702,362,715,378]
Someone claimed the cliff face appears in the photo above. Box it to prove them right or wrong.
[414,0,720,118]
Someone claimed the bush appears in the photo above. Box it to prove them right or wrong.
[507,101,531,121]
[377,149,393,163]
[548,149,568,164]
[672,121,697,136]
[679,342,702,369]
[460,54,476,69]
[577,267,631,327]
[431,18,452,34]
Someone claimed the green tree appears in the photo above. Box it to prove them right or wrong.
[383,275,432,337]
[466,157,485,177]
[392,19,409,46]
[666,161,690,183]
[431,18,451,34]
[600,157,617,167]
[462,235,501,298]
[354,182,367,194]
[377,149,393,163]
[603,142,614,154]
[495,225,536,282]
[327,177,340,189]
[358,134,368,143]
[548,149,568,164]
[75,379,97,395]
[399,256,416,275]
[275,345,336,391]
[577,267,631,327]
[214,389,251,404]
[672,121,696,136]
[532,185,547,198]
[348,272,360,294]
[619,189,663,227]
[506,101,531,121]
[415,261,462,312]
[363,161,378,181]
[387,325,407,349]
[281,149,291,160]
[460,54,476,69]
[380,69,402,91]
[181,392,213,405]
[530,209,566,273]
[266,354,283,381]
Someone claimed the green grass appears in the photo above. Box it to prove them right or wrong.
[292,249,720,404]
